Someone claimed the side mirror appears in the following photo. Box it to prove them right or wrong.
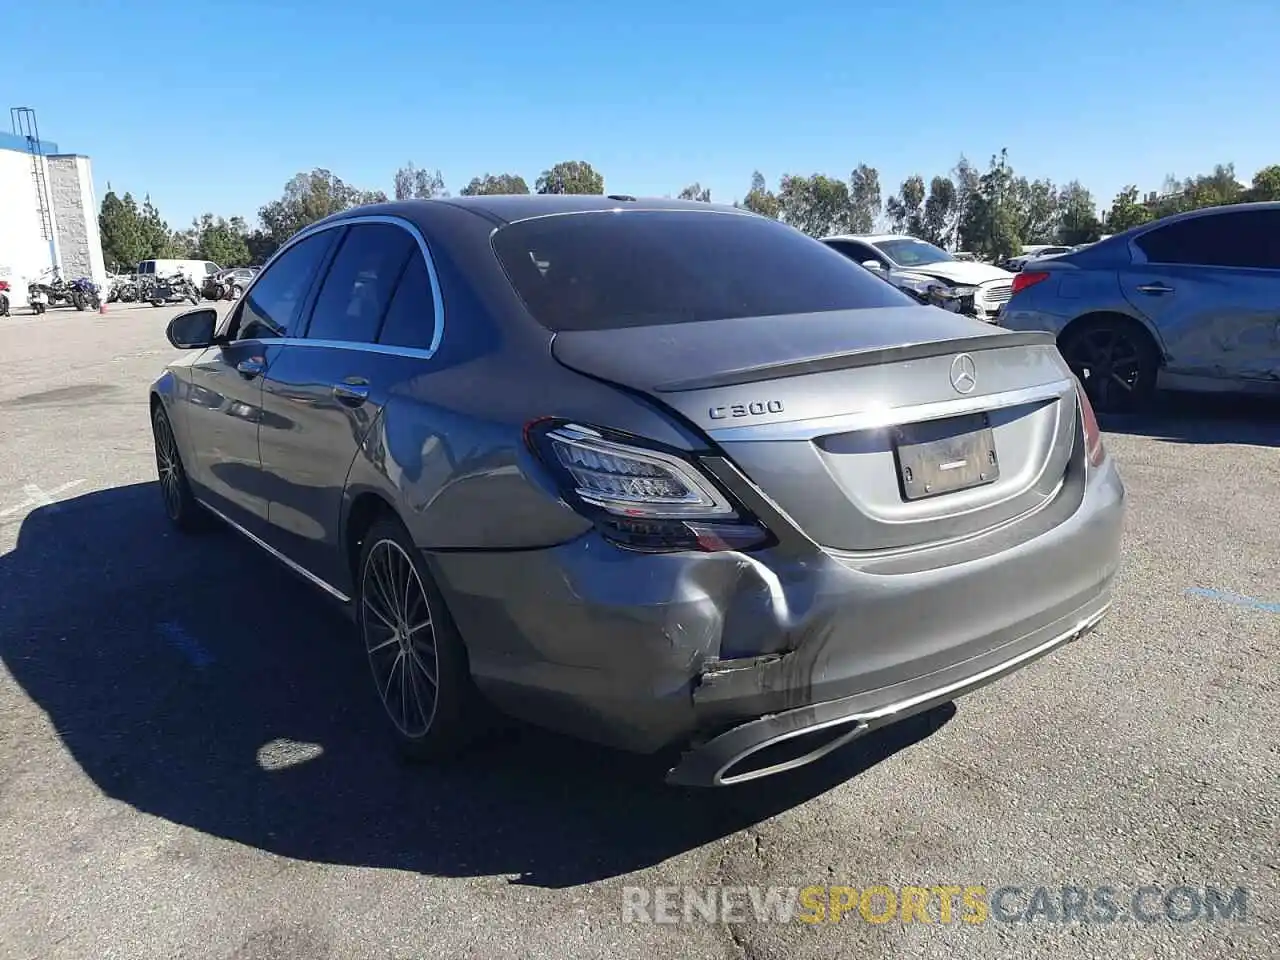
[166,307,218,349]
[862,260,883,271]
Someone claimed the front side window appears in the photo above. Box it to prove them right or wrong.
[231,230,337,341]
[492,211,910,332]
[305,223,415,343]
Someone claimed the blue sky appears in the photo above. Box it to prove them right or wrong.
[3,0,1277,229]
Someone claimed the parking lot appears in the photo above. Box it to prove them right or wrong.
[0,302,1276,960]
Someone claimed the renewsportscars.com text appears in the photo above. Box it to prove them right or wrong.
[621,884,1250,925]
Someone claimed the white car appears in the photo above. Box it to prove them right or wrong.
[821,234,1016,322]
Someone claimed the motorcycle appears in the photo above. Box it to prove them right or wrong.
[67,277,102,311]
[150,272,200,307]
[201,275,235,301]
[28,282,48,315]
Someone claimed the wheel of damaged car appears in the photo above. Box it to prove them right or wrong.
[152,404,208,532]
[358,517,480,760]
[1059,317,1159,414]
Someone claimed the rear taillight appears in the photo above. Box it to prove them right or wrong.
[1011,271,1050,296]
[1074,380,1105,467]
[525,419,773,553]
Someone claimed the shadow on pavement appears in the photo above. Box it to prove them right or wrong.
[1100,392,1280,447]
[0,482,952,889]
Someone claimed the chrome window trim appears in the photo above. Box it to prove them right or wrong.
[707,379,1072,443]
[224,213,446,355]
[250,337,436,360]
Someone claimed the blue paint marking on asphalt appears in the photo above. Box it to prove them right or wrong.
[1184,587,1280,615]
[158,621,215,668]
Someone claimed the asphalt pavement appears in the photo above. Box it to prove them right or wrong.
[0,302,1276,959]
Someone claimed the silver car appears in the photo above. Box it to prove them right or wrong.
[150,196,1125,786]
[999,202,1280,412]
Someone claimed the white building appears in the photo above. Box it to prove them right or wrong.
[0,125,107,302]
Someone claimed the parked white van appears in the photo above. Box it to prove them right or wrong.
[137,259,221,281]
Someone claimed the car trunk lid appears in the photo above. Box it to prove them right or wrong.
[552,307,1081,553]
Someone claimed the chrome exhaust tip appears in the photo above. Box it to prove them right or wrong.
[714,716,869,786]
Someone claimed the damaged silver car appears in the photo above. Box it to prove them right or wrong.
[150,195,1126,787]
[999,202,1280,412]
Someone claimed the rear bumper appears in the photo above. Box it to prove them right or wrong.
[666,593,1109,786]
[428,454,1125,782]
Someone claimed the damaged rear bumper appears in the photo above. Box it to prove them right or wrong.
[666,595,1110,786]
[427,450,1125,784]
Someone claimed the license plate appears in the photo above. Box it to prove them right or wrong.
[893,413,999,501]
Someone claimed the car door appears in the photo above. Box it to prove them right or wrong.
[183,228,337,535]
[256,219,433,587]
[1123,208,1280,382]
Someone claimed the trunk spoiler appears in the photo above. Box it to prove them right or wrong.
[652,331,1055,393]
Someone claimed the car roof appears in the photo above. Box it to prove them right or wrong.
[1105,199,1280,242]
[313,194,750,231]
[822,233,908,244]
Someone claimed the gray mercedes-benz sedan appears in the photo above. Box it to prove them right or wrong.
[150,195,1125,787]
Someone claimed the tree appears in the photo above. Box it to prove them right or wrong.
[1245,164,1280,202]
[1056,181,1101,244]
[138,195,175,259]
[920,176,956,247]
[778,174,852,237]
[847,165,881,234]
[258,169,387,251]
[948,156,980,248]
[460,173,530,195]
[536,161,604,195]
[885,175,925,236]
[245,229,278,266]
[186,213,252,266]
[1011,177,1060,244]
[98,187,147,271]
[678,182,711,202]
[738,171,781,219]
[1182,164,1243,210]
[1104,185,1152,233]
[394,163,447,200]
[958,150,1022,261]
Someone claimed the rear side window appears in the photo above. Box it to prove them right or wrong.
[824,239,882,266]
[234,230,337,340]
[491,211,911,331]
[1137,210,1280,269]
[305,223,415,343]
[378,252,437,350]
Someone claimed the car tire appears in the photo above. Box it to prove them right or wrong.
[1059,317,1160,414]
[152,404,209,533]
[357,516,482,761]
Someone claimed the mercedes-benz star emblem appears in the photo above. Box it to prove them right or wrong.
[950,353,977,394]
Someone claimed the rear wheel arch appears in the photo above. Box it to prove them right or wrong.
[344,491,400,591]
[1058,311,1165,365]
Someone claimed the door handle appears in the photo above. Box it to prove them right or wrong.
[332,378,370,407]
[1136,283,1174,295]
[236,358,266,379]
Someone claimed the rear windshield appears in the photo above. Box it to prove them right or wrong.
[490,210,911,331]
